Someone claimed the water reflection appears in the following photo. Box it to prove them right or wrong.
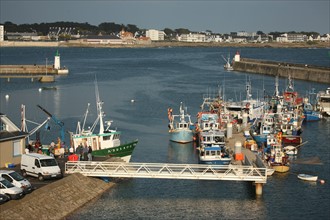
[167,141,198,164]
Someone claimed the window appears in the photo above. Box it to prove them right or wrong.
[0,120,7,131]
[13,140,21,157]
[2,175,12,182]
[103,135,110,141]
[35,159,40,168]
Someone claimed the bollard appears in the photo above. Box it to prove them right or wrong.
[227,123,232,138]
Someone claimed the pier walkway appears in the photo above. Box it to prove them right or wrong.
[65,161,267,182]
[65,161,267,195]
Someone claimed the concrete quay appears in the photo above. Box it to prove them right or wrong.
[0,65,68,82]
[0,157,120,219]
[0,173,115,220]
[233,58,330,84]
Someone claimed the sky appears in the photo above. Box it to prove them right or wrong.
[0,0,329,34]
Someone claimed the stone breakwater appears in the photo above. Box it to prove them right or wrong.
[0,173,115,220]
[233,58,330,84]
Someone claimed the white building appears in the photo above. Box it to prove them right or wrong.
[237,31,257,37]
[276,33,306,42]
[0,25,4,42]
[146,29,165,41]
[178,33,206,42]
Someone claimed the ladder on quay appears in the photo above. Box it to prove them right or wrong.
[65,161,267,183]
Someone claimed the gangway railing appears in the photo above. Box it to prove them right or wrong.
[65,161,267,183]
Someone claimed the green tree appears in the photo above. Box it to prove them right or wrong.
[175,28,190,35]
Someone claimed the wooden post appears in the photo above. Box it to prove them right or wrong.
[255,182,263,195]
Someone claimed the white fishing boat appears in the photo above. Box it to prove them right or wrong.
[316,87,330,116]
[297,174,318,182]
[221,54,234,71]
[70,79,138,162]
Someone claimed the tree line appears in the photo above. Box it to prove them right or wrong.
[1,21,322,38]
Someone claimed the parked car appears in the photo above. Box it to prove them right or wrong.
[0,177,24,200]
[21,153,62,181]
[0,193,10,205]
[0,170,33,194]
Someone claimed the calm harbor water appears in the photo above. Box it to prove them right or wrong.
[0,47,329,219]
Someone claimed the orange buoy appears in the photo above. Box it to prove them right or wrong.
[320,179,325,184]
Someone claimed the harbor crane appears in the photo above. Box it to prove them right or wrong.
[37,104,65,142]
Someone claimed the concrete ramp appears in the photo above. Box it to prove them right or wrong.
[0,173,114,219]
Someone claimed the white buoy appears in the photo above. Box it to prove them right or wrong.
[131,99,135,103]
[5,94,9,99]
[38,88,42,92]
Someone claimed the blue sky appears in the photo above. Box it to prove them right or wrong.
[0,0,329,34]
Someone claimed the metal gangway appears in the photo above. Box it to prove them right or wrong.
[65,161,267,183]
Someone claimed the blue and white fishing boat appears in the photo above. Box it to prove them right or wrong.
[199,145,231,165]
[168,102,194,143]
[250,112,276,147]
[303,101,322,122]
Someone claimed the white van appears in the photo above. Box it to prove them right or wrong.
[21,153,62,181]
[0,177,24,200]
[0,170,33,194]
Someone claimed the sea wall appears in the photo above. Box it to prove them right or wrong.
[233,58,330,84]
[0,173,114,220]
[0,41,59,47]
[0,65,57,75]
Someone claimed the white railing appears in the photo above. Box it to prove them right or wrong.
[65,161,267,183]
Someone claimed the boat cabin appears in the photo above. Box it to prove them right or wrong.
[200,130,225,147]
[72,131,121,151]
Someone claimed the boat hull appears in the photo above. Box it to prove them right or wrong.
[282,135,302,145]
[272,164,290,173]
[199,158,231,165]
[170,129,193,143]
[92,140,138,162]
[297,174,318,181]
[304,111,321,121]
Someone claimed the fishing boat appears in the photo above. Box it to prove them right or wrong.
[297,174,318,182]
[316,87,330,116]
[221,53,234,71]
[283,145,298,156]
[250,113,276,147]
[70,80,138,162]
[303,101,322,122]
[263,134,290,173]
[199,145,231,165]
[268,144,290,173]
[168,102,194,143]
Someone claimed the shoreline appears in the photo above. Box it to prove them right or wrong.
[1,40,329,48]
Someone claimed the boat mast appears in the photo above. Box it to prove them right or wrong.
[95,78,104,134]
[286,74,294,92]
[274,75,279,97]
[246,78,252,101]
[81,103,90,133]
